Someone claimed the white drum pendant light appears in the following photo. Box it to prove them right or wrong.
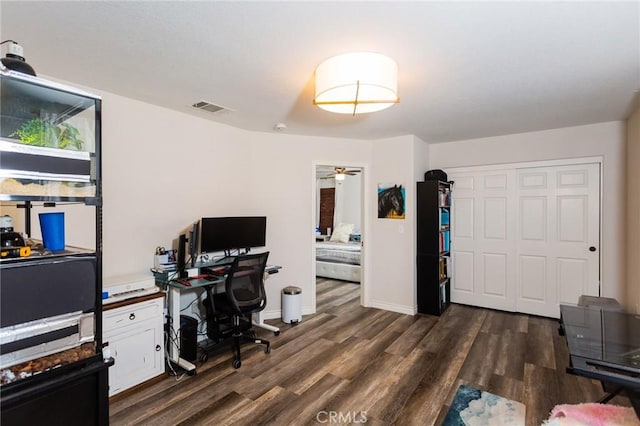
[314,52,399,115]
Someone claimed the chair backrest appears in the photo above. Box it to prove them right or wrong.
[224,251,269,315]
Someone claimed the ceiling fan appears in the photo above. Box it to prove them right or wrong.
[320,167,362,180]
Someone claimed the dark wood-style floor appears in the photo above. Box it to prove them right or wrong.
[110,278,631,425]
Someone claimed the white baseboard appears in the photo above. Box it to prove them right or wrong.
[261,306,315,320]
[369,299,415,316]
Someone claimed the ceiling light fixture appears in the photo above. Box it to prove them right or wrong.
[313,52,398,115]
[334,173,346,181]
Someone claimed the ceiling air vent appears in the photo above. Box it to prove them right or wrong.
[192,100,226,114]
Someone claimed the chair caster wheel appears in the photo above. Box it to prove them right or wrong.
[265,345,271,354]
[200,353,208,363]
[187,369,197,376]
[274,331,280,336]
[233,360,241,369]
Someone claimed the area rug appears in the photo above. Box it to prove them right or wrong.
[443,384,526,426]
[543,403,640,426]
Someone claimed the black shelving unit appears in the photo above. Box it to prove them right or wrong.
[417,179,452,316]
[0,70,111,425]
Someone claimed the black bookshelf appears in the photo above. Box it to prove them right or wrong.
[416,180,451,315]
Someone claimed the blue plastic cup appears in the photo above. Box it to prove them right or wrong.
[39,212,65,251]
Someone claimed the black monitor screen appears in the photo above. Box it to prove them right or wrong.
[200,216,266,253]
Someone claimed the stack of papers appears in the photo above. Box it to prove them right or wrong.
[153,263,176,271]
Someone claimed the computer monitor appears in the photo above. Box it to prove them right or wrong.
[200,216,266,254]
[176,221,200,277]
[188,221,199,267]
[177,233,187,278]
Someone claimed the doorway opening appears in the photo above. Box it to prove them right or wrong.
[313,163,365,313]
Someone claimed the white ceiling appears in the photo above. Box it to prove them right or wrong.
[1,1,638,143]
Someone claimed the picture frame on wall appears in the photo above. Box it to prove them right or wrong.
[377,183,405,219]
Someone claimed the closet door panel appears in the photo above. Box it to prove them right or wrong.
[448,161,600,318]
[516,163,600,318]
[449,170,516,311]
[452,251,474,294]
[519,255,547,302]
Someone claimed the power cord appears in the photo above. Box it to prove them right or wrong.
[180,291,203,313]
[163,315,186,380]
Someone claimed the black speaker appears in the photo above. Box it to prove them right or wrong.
[179,315,198,362]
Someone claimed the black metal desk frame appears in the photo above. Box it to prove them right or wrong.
[154,259,280,374]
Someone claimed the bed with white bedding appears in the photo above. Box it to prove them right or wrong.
[315,241,361,283]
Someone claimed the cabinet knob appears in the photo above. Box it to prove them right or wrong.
[129,313,136,320]
[155,345,161,352]
[589,246,596,252]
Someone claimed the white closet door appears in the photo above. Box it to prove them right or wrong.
[449,170,517,311]
[516,163,600,317]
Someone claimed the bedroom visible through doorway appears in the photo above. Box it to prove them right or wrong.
[313,164,365,311]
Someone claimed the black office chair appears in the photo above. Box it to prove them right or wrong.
[209,252,271,369]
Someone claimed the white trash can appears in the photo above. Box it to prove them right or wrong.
[282,286,302,324]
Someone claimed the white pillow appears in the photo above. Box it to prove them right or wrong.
[330,223,354,243]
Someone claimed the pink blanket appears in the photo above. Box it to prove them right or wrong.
[546,403,639,426]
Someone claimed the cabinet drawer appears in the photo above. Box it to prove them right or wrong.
[103,299,163,333]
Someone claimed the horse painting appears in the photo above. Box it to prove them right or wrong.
[378,184,405,219]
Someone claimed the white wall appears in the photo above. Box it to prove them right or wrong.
[335,173,361,232]
[369,135,425,314]
[96,90,377,318]
[627,108,640,313]
[413,136,431,309]
[429,121,627,303]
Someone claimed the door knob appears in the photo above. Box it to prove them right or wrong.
[589,246,596,252]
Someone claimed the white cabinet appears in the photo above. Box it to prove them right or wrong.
[103,294,165,396]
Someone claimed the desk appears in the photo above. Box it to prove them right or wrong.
[559,304,640,414]
[153,261,281,374]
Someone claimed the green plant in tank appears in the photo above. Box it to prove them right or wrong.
[9,118,52,147]
[56,123,84,150]
[10,118,84,150]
